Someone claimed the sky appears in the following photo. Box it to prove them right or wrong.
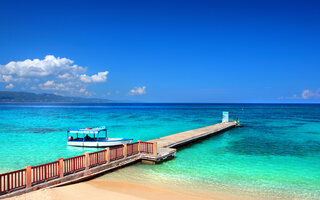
[0,0,320,103]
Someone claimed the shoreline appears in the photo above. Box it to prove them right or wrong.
[6,178,257,200]
[2,153,313,200]
[5,163,293,200]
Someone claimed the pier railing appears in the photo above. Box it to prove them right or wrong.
[140,141,154,154]
[64,155,86,175]
[31,161,59,185]
[0,141,157,195]
[127,142,139,156]
[0,169,26,194]
[89,150,106,167]
[110,145,124,161]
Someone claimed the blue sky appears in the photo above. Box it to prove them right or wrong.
[0,0,319,102]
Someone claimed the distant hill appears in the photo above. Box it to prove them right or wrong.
[0,91,111,103]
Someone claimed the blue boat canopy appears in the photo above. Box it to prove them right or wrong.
[67,126,106,134]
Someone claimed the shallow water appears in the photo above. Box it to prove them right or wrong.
[0,103,319,199]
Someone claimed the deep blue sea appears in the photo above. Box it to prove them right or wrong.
[0,103,319,199]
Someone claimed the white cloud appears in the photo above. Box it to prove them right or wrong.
[0,55,85,77]
[0,55,109,95]
[301,89,320,99]
[58,73,72,79]
[0,75,28,83]
[43,80,54,87]
[282,89,320,100]
[39,81,69,91]
[129,86,146,96]
[79,71,109,83]
[5,83,14,89]
[2,75,12,82]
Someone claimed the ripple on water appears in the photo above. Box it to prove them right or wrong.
[24,128,61,134]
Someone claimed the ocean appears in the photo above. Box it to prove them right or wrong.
[0,103,319,199]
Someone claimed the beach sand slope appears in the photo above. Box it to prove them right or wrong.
[5,179,255,200]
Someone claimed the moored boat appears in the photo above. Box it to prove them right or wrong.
[67,126,133,147]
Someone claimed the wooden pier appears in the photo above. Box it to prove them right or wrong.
[144,121,236,164]
[150,122,236,148]
[0,122,236,199]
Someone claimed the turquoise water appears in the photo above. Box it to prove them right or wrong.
[0,103,319,199]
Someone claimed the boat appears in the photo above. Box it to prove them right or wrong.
[66,126,133,147]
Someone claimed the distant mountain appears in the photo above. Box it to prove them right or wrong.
[0,91,111,103]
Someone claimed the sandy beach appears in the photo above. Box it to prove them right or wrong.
[5,179,256,200]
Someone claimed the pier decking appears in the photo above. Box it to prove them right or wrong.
[143,122,236,164]
[0,122,236,199]
[150,122,236,148]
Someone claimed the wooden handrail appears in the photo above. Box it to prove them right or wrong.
[0,141,155,195]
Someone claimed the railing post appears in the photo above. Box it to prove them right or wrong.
[25,165,32,188]
[105,147,110,164]
[153,142,157,156]
[123,144,127,158]
[138,140,141,153]
[58,158,64,178]
[84,152,90,170]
